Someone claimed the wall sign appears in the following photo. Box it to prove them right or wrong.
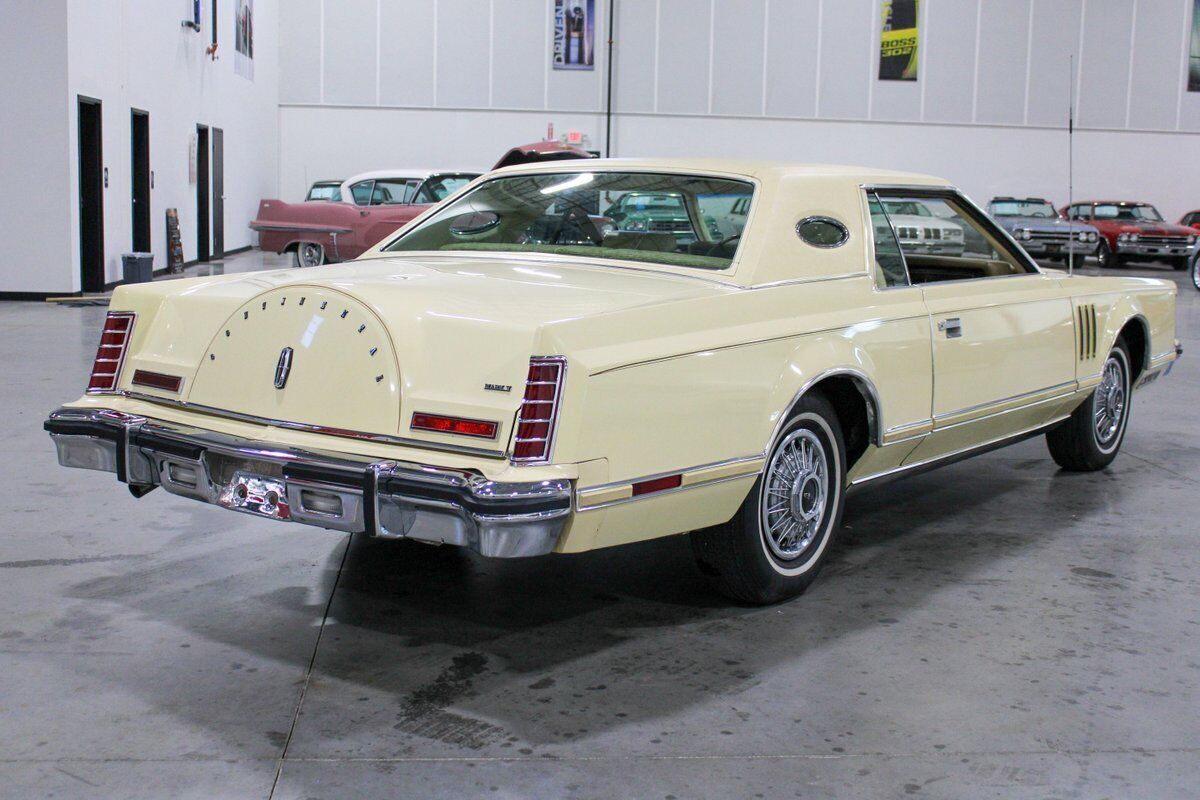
[879,0,919,81]
[235,0,255,80]
[552,0,594,71]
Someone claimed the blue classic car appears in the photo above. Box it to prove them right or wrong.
[987,197,1100,262]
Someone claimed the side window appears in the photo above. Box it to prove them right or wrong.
[867,193,909,288]
[874,191,1036,284]
[349,180,374,206]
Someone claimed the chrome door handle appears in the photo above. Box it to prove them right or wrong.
[938,318,963,338]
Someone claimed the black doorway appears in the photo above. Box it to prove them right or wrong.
[212,127,224,259]
[78,97,104,293]
[130,110,151,253]
[196,124,210,263]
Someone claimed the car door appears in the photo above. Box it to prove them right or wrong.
[879,189,1077,464]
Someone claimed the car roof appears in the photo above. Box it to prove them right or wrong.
[340,169,481,187]
[486,157,952,187]
[1074,200,1154,206]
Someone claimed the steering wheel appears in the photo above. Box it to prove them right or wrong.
[699,233,741,256]
[552,205,604,246]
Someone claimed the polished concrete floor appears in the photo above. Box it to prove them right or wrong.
[2,252,1198,799]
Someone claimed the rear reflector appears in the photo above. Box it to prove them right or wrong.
[632,474,683,497]
[511,356,566,463]
[131,369,183,393]
[411,412,499,439]
[87,312,135,393]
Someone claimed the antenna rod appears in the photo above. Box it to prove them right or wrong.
[604,0,616,158]
[1067,53,1075,277]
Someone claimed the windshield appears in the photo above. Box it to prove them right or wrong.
[991,200,1057,218]
[384,172,755,270]
[883,201,932,217]
[306,183,340,201]
[1093,203,1163,221]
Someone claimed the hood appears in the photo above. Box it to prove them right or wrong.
[1090,219,1196,236]
[997,215,1092,232]
[115,255,728,447]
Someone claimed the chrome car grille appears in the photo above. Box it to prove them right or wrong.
[1138,235,1189,246]
[1029,231,1071,243]
[648,220,693,233]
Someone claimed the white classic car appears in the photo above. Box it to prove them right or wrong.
[880,199,966,257]
[46,160,1180,604]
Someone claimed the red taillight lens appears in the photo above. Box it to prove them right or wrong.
[511,356,566,463]
[131,369,183,393]
[87,312,135,393]
[411,412,498,439]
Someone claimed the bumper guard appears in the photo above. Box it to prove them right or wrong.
[44,407,571,558]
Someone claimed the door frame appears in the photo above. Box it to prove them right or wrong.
[130,108,151,254]
[211,126,224,260]
[196,124,210,262]
[77,96,105,294]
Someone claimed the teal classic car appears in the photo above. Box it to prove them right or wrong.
[602,192,721,247]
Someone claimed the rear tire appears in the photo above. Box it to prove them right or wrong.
[1046,342,1132,471]
[690,393,846,605]
[293,242,326,268]
[1191,254,1200,292]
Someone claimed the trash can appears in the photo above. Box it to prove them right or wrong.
[122,252,154,284]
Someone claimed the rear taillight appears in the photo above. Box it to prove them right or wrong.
[511,356,566,463]
[87,312,135,393]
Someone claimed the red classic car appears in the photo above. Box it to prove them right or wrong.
[252,142,594,267]
[1180,210,1200,231]
[1062,200,1198,270]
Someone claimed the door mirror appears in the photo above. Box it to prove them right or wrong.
[449,211,500,236]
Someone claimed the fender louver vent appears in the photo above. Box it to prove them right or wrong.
[1076,303,1098,361]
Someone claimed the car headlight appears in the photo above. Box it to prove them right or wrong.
[624,219,646,231]
[1118,233,1129,242]
[1130,233,1139,242]
[1189,235,1197,245]
[1020,229,1032,240]
[1087,232,1098,242]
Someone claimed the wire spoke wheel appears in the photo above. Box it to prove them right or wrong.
[1093,355,1127,447]
[761,429,829,561]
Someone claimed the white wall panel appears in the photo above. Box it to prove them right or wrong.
[281,106,1200,224]
[492,0,546,109]
[656,0,712,114]
[923,0,978,124]
[763,0,820,118]
[1027,0,1083,127]
[436,0,492,107]
[613,0,656,113]
[1076,0,1135,129]
[711,0,766,116]
[380,0,436,107]
[280,0,322,104]
[975,0,1032,125]
[1129,0,1187,130]
[322,0,377,105]
[817,0,873,119]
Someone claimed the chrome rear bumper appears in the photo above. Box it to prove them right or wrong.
[44,407,571,558]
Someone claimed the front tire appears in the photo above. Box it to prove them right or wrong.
[1191,254,1200,292]
[293,242,326,268]
[1046,342,1132,471]
[1170,256,1189,272]
[1096,240,1120,269]
[690,393,846,605]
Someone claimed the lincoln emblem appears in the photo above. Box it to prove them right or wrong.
[274,347,294,390]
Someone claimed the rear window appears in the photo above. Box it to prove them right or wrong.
[384,171,755,270]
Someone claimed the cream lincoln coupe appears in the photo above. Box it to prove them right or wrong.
[46,160,1180,604]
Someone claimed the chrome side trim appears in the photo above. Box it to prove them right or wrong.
[850,415,1071,488]
[933,380,1078,426]
[747,272,869,290]
[576,454,764,512]
[105,390,507,459]
[933,389,1081,434]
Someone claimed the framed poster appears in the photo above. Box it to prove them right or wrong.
[1189,0,1200,91]
[879,0,919,81]
[553,0,595,71]
[234,0,254,80]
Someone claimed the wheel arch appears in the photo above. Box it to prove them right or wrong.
[768,367,882,472]
[1115,312,1151,382]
